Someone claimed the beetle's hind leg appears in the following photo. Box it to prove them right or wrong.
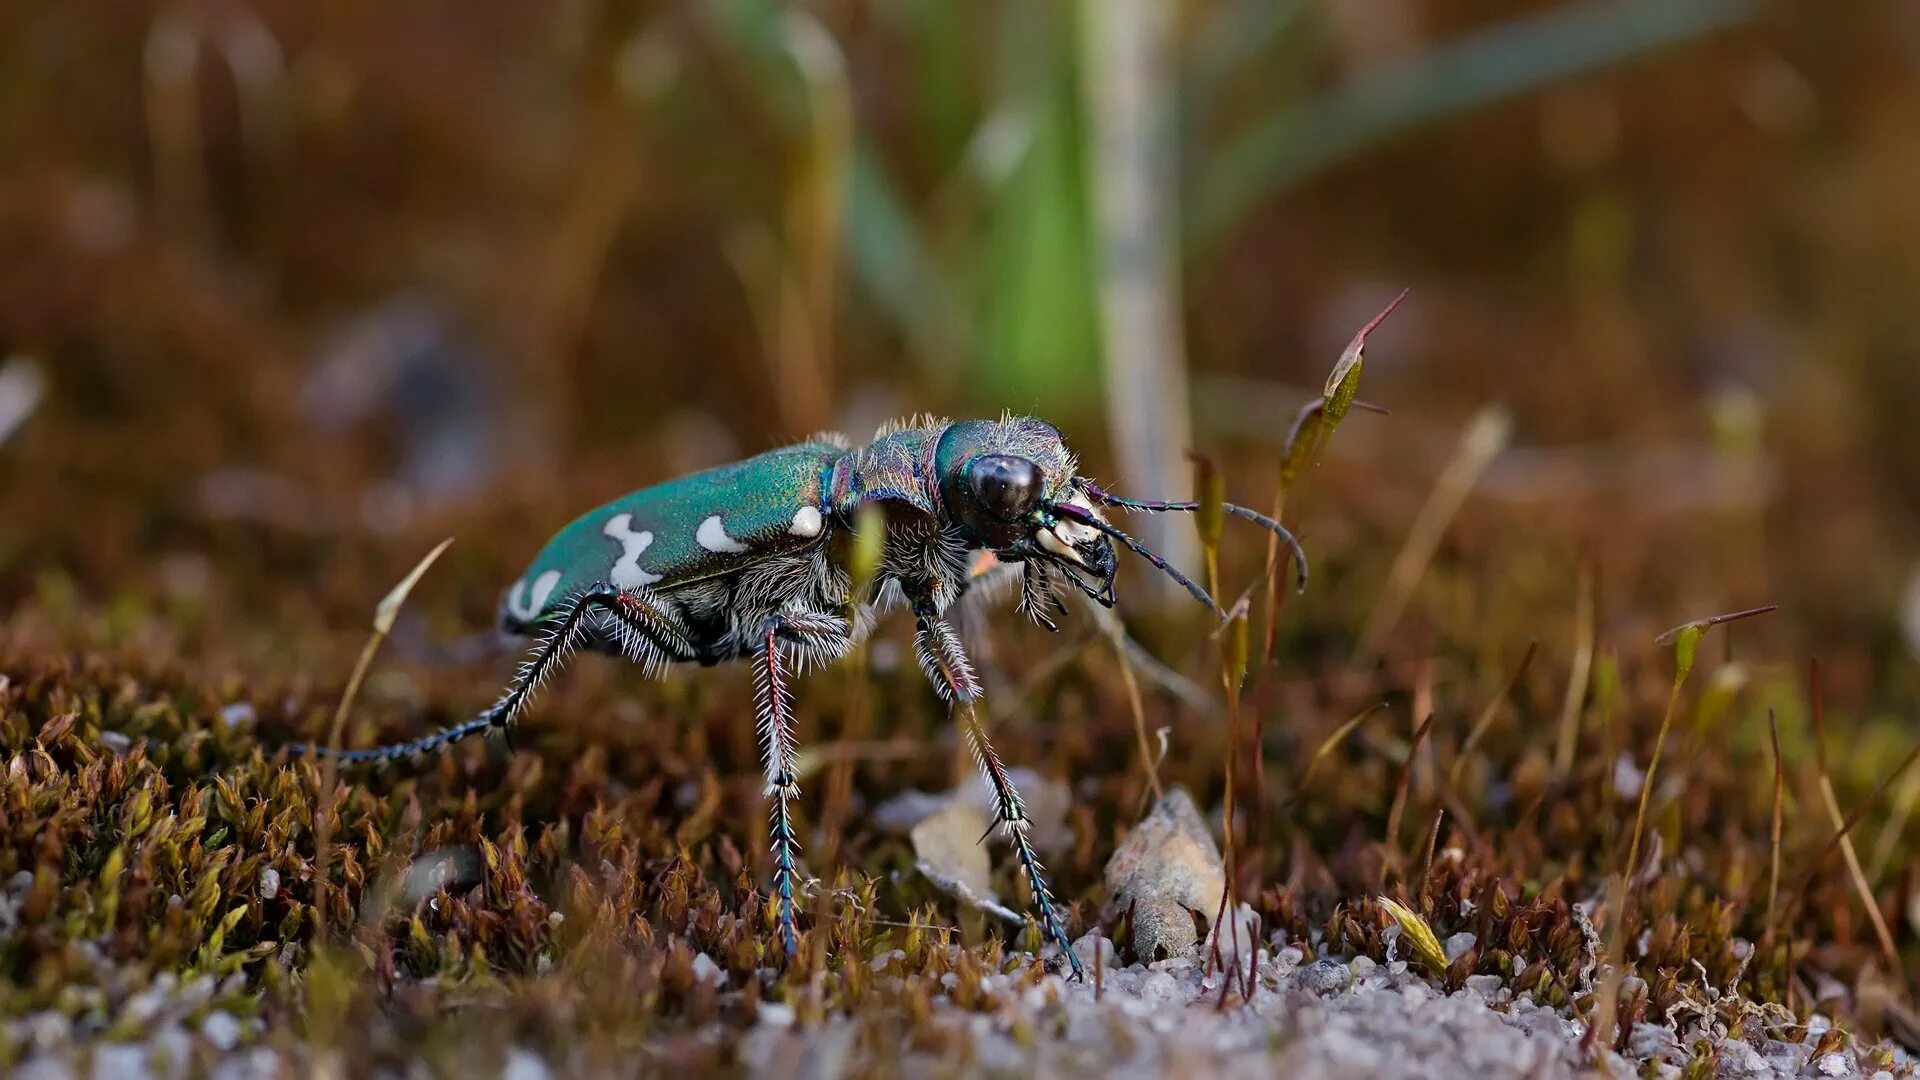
[478,583,692,744]
[911,603,1084,981]
[297,583,690,764]
[753,611,853,960]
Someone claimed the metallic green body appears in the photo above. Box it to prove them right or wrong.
[500,440,847,627]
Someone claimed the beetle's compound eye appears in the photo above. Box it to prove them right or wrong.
[968,455,1042,521]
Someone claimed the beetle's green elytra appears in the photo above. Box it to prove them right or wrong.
[292,414,1310,981]
[501,440,846,633]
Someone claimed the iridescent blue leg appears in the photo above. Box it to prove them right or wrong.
[913,608,1084,981]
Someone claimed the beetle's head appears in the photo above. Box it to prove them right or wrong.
[932,415,1310,619]
[934,417,1117,602]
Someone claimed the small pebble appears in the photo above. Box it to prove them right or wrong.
[758,1002,796,1029]
[1717,1039,1768,1074]
[1070,931,1119,971]
[91,1044,150,1080]
[211,1046,281,1080]
[258,868,279,900]
[202,1010,242,1052]
[151,1025,193,1071]
[1444,932,1476,962]
[1139,972,1178,1003]
[99,731,132,754]
[689,953,723,984]
[1464,974,1504,1000]
[14,1058,75,1080]
[25,1011,70,1050]
[219,703,257,729]
[1300,958,1351,996]
[179,975,215,1009]
[1612,753,1645,798]
[121,988,165,1027]
[502,1048,551,1080]
[1816,1053,1849,1077]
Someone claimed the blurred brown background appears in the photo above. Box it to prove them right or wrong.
[2,0,1917,707]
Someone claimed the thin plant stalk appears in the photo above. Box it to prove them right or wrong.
[311,538,453,950]
[1866,764,1920,886]
[1421,807,1446,879]
[1598,603,1774,1051]
[1808,662,1902,970]
[1356,405,1511,658]
[823,504,886,868]
[1194,457,1253,999]
[1295,704,1385,800]
[1252,297,1400,879]
[1764,710,1784,946]
[1208,613,1251,999]
[1625,605,1776,883]
[1106,628,1163,803]
[1622,675,1683,889]
[1451,641,1539,787]
[1386,712,1436,858]
[1553,557,1596,777]
[1790,737,1920,903]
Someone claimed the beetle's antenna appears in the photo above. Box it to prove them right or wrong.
[1080,482,1309,593]
[1051,502,1221,616]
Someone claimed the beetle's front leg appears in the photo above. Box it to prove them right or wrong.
[754,611,852,960]
[910,599,1084,981]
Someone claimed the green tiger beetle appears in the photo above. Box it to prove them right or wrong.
[297,414,1307,980]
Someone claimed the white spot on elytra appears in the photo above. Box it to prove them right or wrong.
[789,505,823,538]
[603,513,662,588]
[696,514,749,554]
[508,569,562,620]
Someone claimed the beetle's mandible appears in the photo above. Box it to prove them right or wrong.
[293,414,1308,980]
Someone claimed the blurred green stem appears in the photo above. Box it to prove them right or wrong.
[1081,0,1197,599]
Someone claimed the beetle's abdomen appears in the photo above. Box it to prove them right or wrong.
[500,441,847,631]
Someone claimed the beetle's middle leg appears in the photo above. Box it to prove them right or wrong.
[911,602,1085,981]
[754,611,853,959]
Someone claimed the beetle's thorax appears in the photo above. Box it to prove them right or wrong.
[827,419,946,521]
[828,415,1080,524]
[821,419,960,617]
[820,415,1096,619]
